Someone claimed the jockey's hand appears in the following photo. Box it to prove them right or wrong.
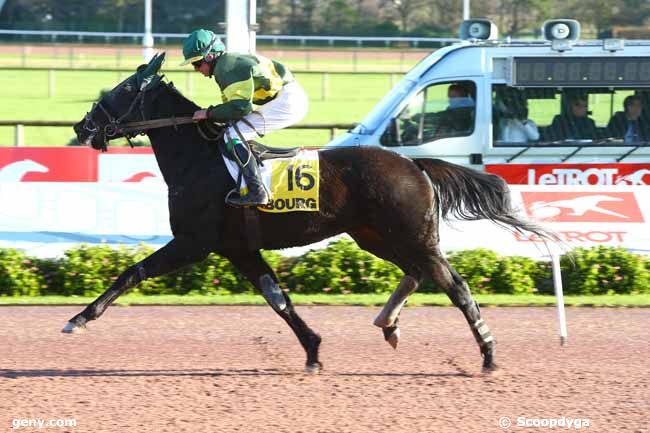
[192,109,209,122]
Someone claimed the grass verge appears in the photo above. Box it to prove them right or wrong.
[1,293,649,307]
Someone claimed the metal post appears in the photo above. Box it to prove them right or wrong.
[14,124,24,146]
[48,69,55,98]
[226,0,255,54]
[551,251,568,346]
[248,0,257,53]
[321,73,329,101]
[463,0,470,19]
[143,0,154,61]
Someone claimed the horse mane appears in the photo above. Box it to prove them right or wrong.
[156,79,202,117]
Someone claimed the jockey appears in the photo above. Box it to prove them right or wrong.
[180,29,309,207]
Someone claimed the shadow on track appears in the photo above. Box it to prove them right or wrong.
[0,368,473,379]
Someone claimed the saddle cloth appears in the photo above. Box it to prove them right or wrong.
[222,150,320,213]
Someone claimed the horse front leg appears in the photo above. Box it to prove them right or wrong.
[227,251,322,372]
[62,238,209,333]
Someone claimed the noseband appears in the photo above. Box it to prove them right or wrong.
[83,85,151,151]
[83,82,201,151]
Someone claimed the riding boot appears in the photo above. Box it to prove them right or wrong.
[226,139,269,207]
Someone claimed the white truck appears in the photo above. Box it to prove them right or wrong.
[327,19,650,186]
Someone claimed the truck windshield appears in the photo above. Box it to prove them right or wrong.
[354,78,417,134]
[492,85,650,146]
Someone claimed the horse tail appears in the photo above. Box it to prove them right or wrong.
[414,158,554,240]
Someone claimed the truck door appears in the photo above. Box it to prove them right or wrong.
[379,79,483,161]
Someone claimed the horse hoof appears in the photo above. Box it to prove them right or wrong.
[481,363,498,374]
[481,354,498,373]
[62,322,85,334]
[383,326,400,350]
[304,362,322,374]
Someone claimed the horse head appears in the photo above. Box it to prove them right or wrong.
[73,53,167,151]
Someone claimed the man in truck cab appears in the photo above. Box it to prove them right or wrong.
[607,95,650,144]
[550,95,597,141]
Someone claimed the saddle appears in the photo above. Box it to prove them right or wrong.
[249,141,300,161]
[200,120,300,162]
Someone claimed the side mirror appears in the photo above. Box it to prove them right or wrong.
[380,118,402,147]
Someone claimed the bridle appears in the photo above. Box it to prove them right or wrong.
[82,79,225,151]
[83,82,154,151]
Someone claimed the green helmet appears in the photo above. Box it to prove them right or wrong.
[180,29,225,66]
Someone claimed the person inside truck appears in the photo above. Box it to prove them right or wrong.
[436,83,475,136]
[494,89,539,143]
[607,95,649,144]
[550,95,597,141]
[391,81,476,144]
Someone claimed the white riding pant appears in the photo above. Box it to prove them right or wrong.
[223,81,308,186]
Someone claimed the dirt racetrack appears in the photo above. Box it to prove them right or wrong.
[1,306,648,433]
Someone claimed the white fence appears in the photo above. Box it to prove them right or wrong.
[0,29,459,48]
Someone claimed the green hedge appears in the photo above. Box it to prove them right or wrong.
[0,241,648,297]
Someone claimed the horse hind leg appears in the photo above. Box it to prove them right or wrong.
[428,256,497,371]
[348,228,420,350]
[373,275,419,349]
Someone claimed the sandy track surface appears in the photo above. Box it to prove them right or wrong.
[1,306,648,433]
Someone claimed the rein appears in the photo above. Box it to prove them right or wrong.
[85,78,228,150]
[119,116,195,135]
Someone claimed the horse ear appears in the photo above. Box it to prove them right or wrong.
[143,52,165,77]
[137,53,166,90]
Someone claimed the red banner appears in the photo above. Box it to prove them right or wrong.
[0,147,156,182]
[520,191,644,223]
[486,163,650,186]
[0,147,98,182]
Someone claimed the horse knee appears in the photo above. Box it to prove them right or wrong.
[259,274,287,312]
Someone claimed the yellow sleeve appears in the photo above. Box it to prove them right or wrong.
[221,77,254,103]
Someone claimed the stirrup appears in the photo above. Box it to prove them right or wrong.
[225,189,269,207]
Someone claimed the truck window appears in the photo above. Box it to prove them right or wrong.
[493,85,650,146]
[381,80,476,146]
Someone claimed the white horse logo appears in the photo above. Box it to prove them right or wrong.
[528,195,629,220]
[0,159,49,181]
[615,169,650,185]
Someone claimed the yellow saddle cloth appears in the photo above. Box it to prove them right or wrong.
[257,150,320,213]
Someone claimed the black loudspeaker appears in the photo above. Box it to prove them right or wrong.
[542,19,581,41]
[459,19,498,41]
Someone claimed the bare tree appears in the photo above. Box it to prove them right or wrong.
[389,0,425,32]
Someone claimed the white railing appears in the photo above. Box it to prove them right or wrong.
[0,29,459,47]
[0,120,356,146]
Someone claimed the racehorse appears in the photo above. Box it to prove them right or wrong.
[69,53,550,372]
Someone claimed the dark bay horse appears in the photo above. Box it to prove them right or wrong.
[69,53,549,372]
